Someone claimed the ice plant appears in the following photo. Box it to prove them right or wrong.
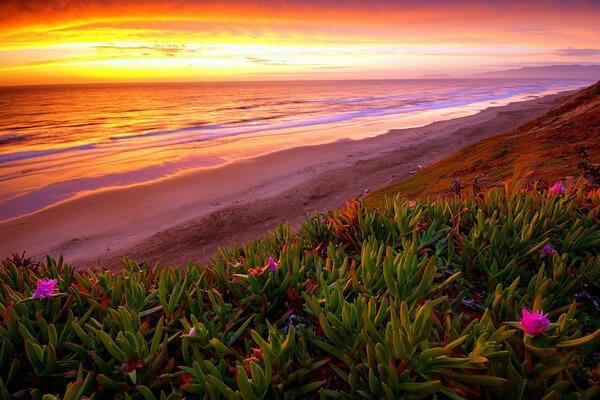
[188,327,196,337]
[518,308,550,336]
[550,183,565,195]
[267,257,277,273]
[540,244,555,256]
[32,279,58,299]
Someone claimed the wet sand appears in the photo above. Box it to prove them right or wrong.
[0,92,570,270]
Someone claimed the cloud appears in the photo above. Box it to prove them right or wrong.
[554,48,600,57]
[94,43,193,57]
[245,56,289,66]
[312,65,351,69]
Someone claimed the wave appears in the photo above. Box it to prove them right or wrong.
[109,115,283,141]
[0,133,28,146]
[215,104,256,112]
[0,143,98,163]
[136,86,548,142]
[0,80,583,165]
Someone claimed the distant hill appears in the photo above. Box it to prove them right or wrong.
[470,65,600,80]
[417,73,454,79]
[366,80,600,203]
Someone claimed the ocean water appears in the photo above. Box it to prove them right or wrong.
[0,78,591,220]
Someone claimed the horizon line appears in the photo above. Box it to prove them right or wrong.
[2,75,597,90]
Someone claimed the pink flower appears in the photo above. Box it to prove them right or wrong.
[518,308,550,336]
[189,327,196,337]
[267,257,277,273]
[32,279,58,299]
[550,183,565,195]
[540,244,555,256]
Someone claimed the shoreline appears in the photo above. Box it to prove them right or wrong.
[0,91,572,269]
[1,82,586,221]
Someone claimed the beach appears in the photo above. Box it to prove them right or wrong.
[0,91,571,269]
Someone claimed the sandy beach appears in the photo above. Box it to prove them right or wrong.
[0,91,570,269]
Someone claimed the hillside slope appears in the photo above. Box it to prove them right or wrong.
[366,80,600,204]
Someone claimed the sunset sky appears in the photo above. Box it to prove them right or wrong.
[1,0,599,86]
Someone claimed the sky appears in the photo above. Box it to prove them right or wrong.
[1,0,599,86]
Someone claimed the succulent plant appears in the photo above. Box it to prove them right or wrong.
[1,184,599,399]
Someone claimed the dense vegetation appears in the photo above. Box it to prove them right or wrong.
[1,182,599,399]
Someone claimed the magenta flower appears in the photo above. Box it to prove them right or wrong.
[189,327,196,337]
[267,257,277,273]
[518,308,550,336]
[32,279,58,299]
[540,244,555,256]
[550,183,565,195]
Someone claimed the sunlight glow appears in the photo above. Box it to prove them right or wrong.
[1,0,599,85]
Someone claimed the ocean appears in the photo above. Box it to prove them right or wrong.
[0,78,591,220]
